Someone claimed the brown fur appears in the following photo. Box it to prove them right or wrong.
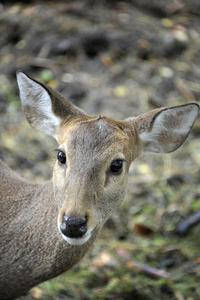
[0,160,98,299]
[0,72,198,299]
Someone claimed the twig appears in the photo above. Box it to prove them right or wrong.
[176,210,200,236]
[126,260,171,279]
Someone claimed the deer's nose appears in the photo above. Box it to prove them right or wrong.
[60,215,87,238]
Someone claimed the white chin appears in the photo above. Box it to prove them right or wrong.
[60,229,92,246]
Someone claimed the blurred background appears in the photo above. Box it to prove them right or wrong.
[0,1,200,299]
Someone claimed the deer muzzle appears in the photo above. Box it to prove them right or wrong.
[60,215,87,239]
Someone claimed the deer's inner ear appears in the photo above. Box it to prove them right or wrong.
[125,104,199,155]
[17,71,62,139]
[141,104,199,154]
[16,71,87,141]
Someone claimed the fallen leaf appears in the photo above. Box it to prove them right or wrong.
[113,85,129,98]
[31,287,43,299]
[116,247,131,260]
[101,54,113,66]
[91,252,114,268]
[134,223,153,236]
[174,290,184,300]
[162,18,173,28]
[195,258,200,263]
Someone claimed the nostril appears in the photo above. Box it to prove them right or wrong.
[79,216,87,226]
[60,215,88,238]
[79,224,87,234]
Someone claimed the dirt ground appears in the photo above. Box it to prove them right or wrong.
[0,1,200,299]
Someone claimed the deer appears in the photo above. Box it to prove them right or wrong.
[0,71,199,299]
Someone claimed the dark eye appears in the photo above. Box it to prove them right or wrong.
[57,151,66,165]
[110,160,123,174]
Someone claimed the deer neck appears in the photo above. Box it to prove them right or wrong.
[0,175,97,299]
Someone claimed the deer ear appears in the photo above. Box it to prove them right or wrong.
[16,71,86,140]
[130,104,199,154]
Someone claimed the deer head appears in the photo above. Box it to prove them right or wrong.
[16,71,199,246]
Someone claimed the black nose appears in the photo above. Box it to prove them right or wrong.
[60,215,87,238]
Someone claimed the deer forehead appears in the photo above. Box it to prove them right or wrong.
[57,117,133,166]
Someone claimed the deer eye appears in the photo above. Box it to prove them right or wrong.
[110,160,123,174]
[57,151,66,165]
